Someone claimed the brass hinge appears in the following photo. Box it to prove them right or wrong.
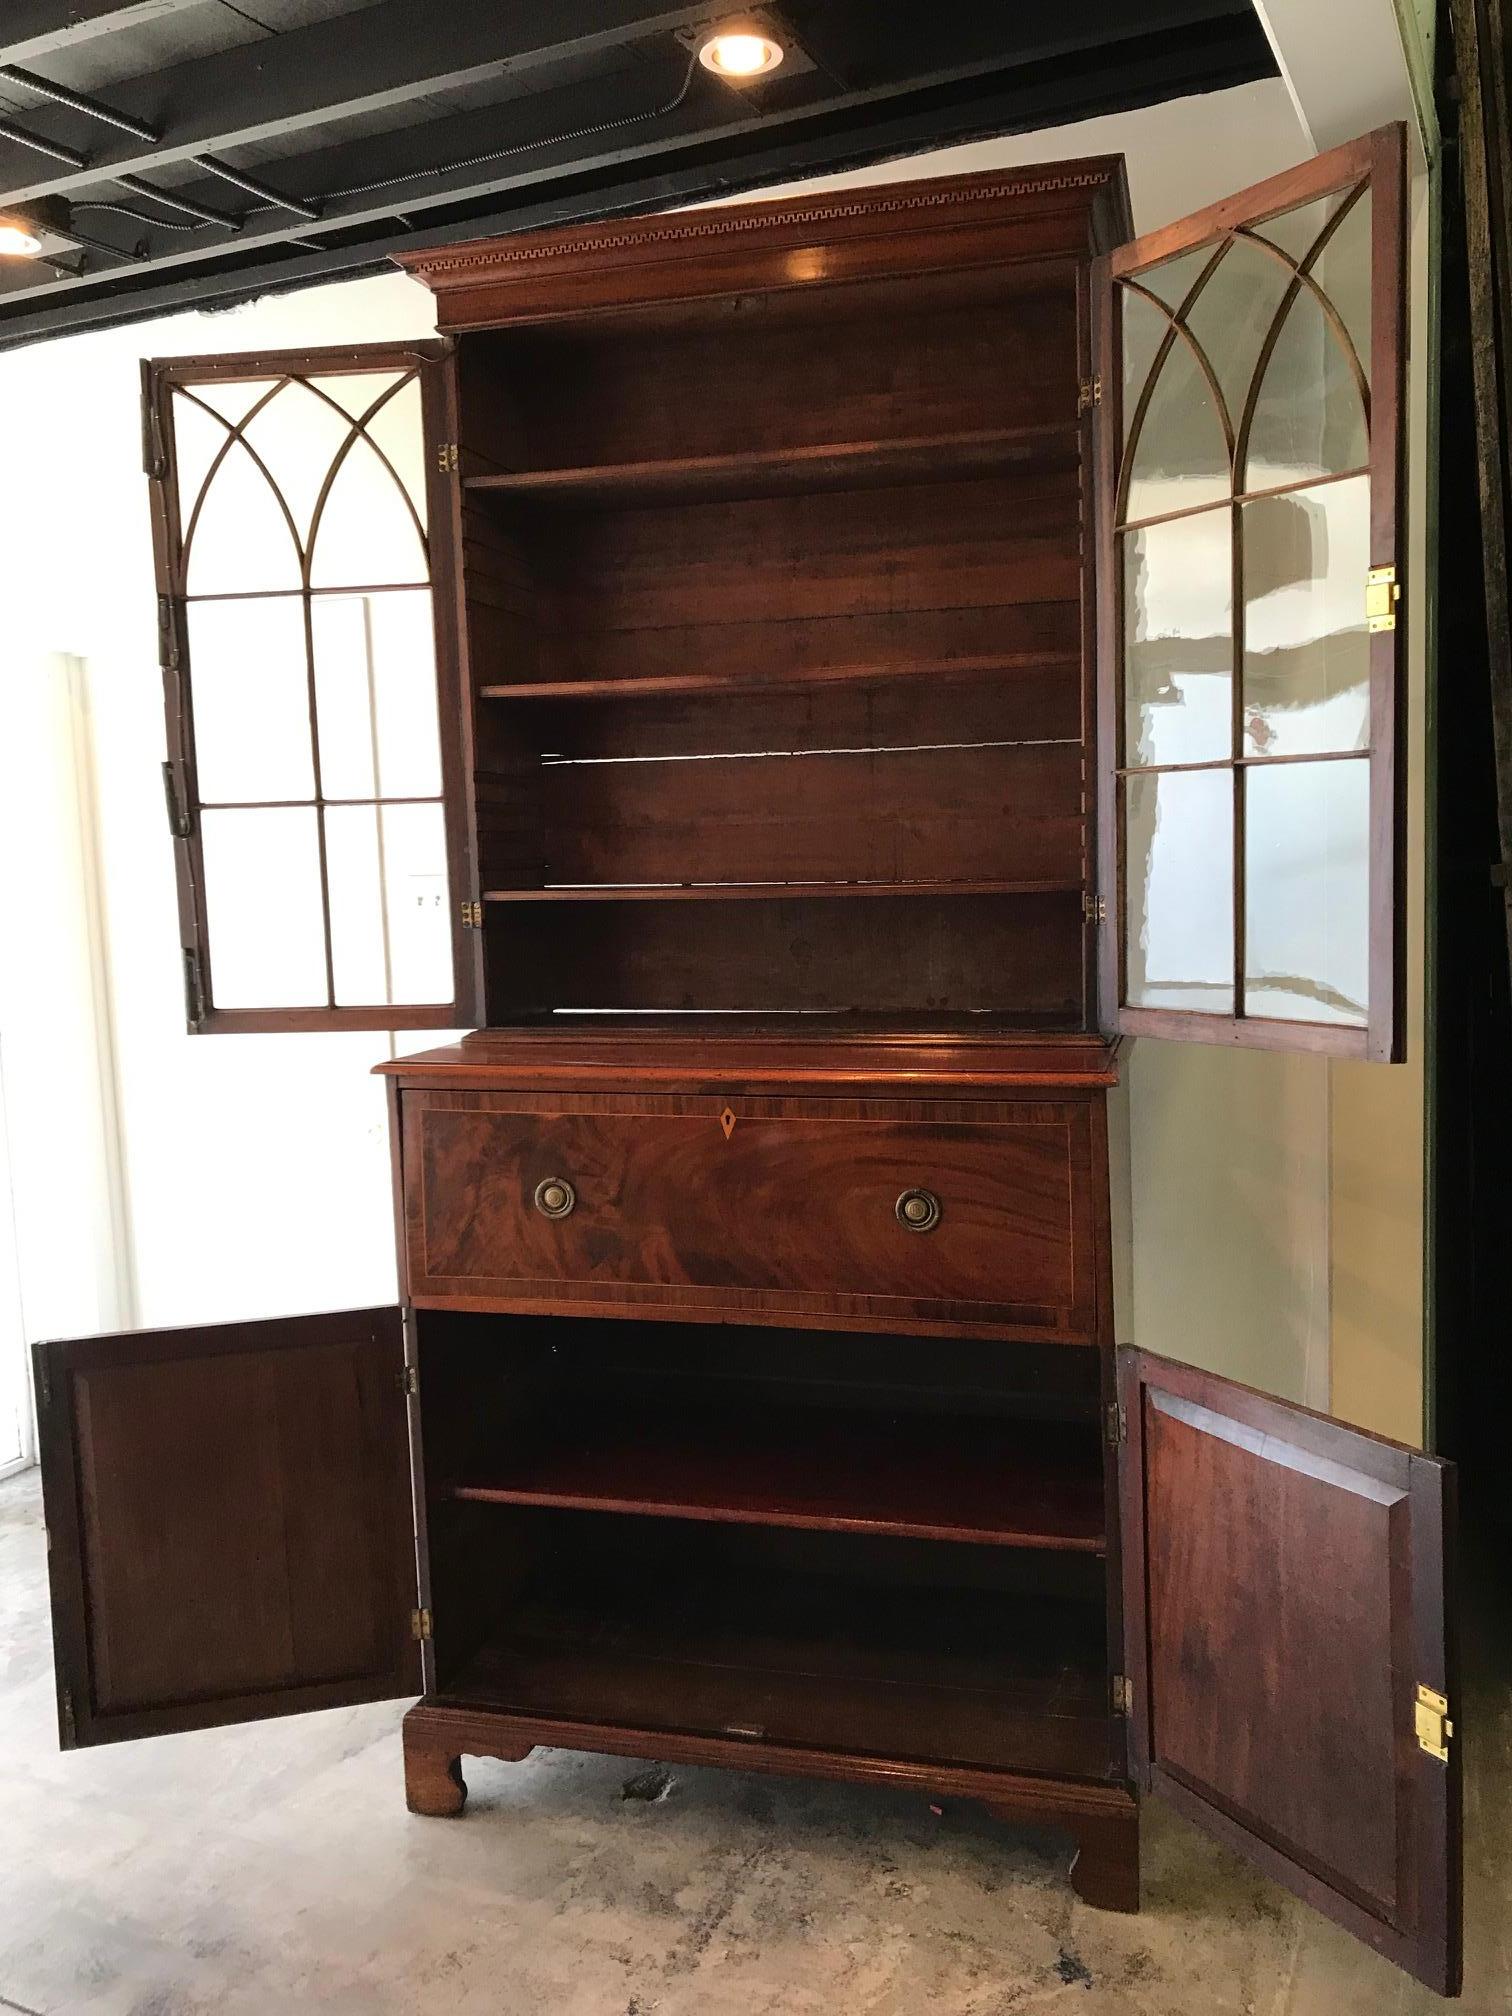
[460,899,484,929]
[1366,563,1400,632]
[1415,1683,1453,1762]
[60,1687,77,1747]
[398,1364,418,1397]
[1106,1399,1127,1447]
[1112,1674,1133,1716]
[1078,376,1103,415]
[1083,892,1108,924]
[182,947,207,1028]
[436,442,459,474]
[161,761,191,839]
[411,1607,433,1642]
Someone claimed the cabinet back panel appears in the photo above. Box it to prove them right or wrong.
[540,741,1082,889]
[533,472,1080,636]
[479,282,1076,470]
[486,891,1084,1018]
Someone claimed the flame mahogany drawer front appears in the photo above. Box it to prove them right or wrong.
[399,1090,1103,1340]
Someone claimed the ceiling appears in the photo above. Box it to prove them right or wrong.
[0,0,1277,349]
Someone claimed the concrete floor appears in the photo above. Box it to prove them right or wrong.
[2,1469,1508,2016]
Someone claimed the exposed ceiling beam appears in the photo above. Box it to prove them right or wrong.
[0,9,1276,342]
[0,14,1274,310]
[0,0,711,206]
[0,1,200,65]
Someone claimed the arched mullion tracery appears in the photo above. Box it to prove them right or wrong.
[1114,243,1235,524]
[177,378,305,591]
[1232,181,1372,485]
[300,370,429,578]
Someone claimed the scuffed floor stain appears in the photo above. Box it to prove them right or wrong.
[1055,1947,1094,1987]
[621,1769,675,1804]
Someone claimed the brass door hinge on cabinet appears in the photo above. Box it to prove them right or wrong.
[1415,1686,1453,1762]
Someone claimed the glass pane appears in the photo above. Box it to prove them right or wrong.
[311,591,441,800]
[310,370,409,424]
[1244,758,1368,1025]
[201,807,327,1009]
[1252,187,1371,387]
[1301,187,1372,392]
[1244,285,1368,491]
[183,431,302,596]
[1181,236,1293,446]
[308,426,429,591]
[1123,508,1233,767]
[1120,289,1231,524]
[191,378,283,427]
[1129,244,1214,314]
[1124,770,1234,1013]
[186,597,314,802]
[326,802,450,1006]
[1242,475,1370,758]
[239,378,359,550]
[169,390,238,532]
[359,375,429,531]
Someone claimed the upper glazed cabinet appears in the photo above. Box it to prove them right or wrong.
[142,128,1406,1060]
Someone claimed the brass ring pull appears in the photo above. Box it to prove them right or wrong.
[896,1187,941,1233]
[534,1176,576,1220]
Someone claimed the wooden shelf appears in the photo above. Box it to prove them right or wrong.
[463,424,1078,509]
[482,879,1084,905]
[440,1562,1112,1781]
[478,653,1079,702]
[448,1407,1104,1552]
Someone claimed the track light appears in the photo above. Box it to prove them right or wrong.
[697,19,785,79]
[0,214,42,257]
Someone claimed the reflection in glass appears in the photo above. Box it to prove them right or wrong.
[1123,510,1233,767]
[1251,189,1371,390]
[326,802,450,1006]
[201,807,326,1008]
[1242,476,1370,758]
[1244,759,1368,1025]
[1181,236,1293,444]
[1121,289,1231,524]
[187,598,314,803]
[311,592,442,800]
[1124,770,1234,1012]
[1244,282,1368,489]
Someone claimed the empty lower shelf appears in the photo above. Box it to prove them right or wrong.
[438,1564,1112,1781]
[448,1407,1105,1552]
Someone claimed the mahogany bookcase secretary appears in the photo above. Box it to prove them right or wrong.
[35,126,1462,1994]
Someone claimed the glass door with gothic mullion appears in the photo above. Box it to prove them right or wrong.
[1101,128,1404,1060]
[149,345,470,1032]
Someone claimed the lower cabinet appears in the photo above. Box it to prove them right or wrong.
[34,1303,1461,1992]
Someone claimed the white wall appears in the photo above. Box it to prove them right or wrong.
[0,272,454,1344]
[0,71,1428,1442]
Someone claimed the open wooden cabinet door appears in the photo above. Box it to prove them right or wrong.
[35,1309,422,1748]
[1118,1348,1460,1995]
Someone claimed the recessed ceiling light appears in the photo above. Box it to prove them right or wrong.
[0,217,42,258]
[698,23,785,79]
